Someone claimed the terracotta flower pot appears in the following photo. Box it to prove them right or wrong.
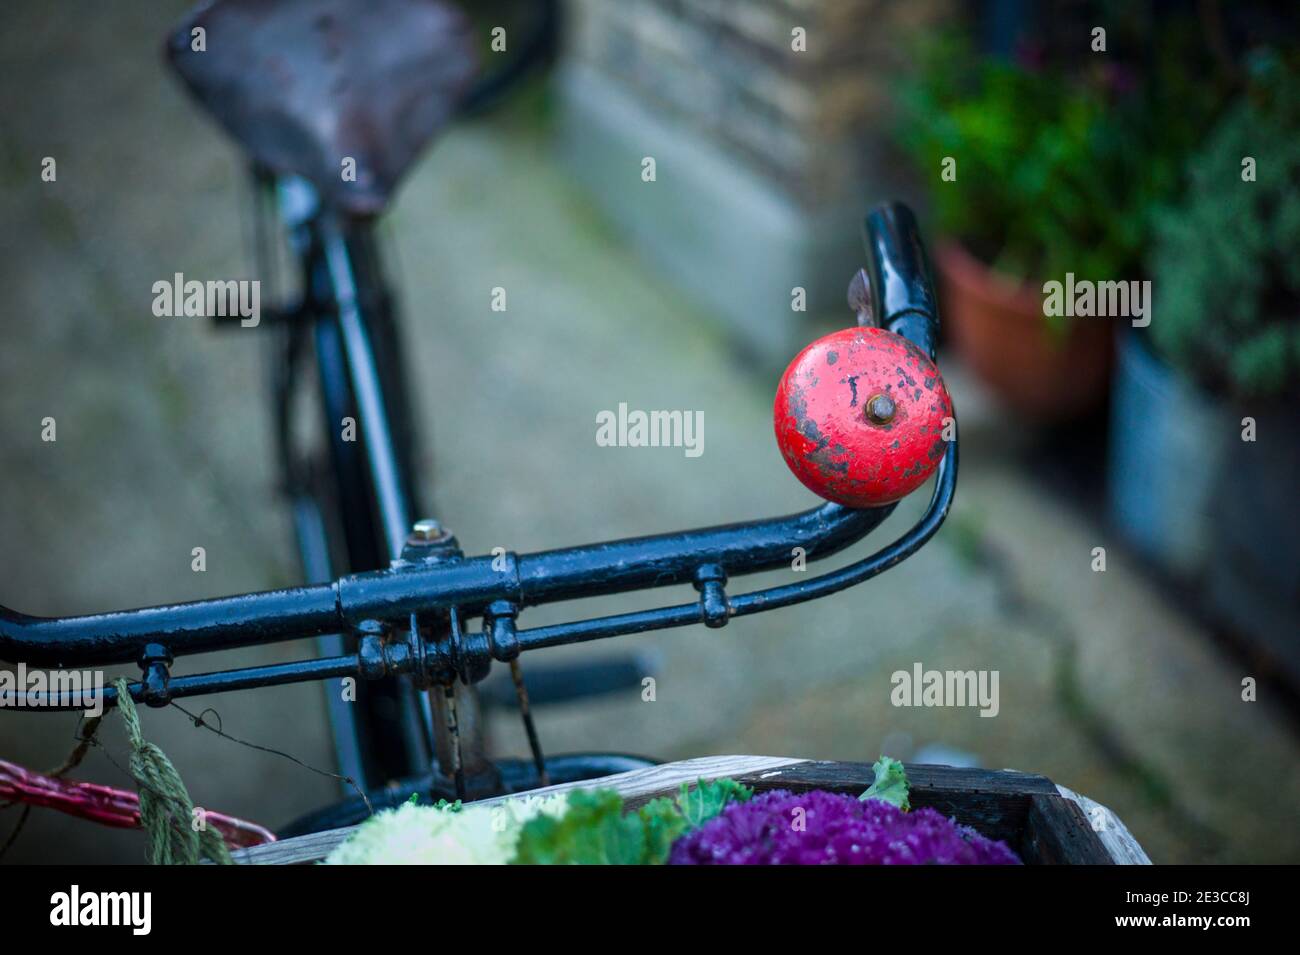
[936,241,1113,422]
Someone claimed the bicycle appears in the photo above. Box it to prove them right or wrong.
[0,0,957,839]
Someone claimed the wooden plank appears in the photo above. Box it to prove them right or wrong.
[1022,793,1115,865]
[906,764,1052,847]
[721,761,1054,847]
[1055,785,1151,865]
[231,754,805,865]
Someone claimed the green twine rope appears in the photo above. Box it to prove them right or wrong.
[112,678,232,865]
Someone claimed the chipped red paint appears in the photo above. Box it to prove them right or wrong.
[774,326,953,507]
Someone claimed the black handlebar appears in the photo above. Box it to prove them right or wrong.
[864,202,940,361]
[0,500,895,670]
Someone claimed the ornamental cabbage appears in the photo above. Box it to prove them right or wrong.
[668,789,1021,865]
[511,778,753,865]
[324,793,567,865]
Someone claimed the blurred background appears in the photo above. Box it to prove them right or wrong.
[2,0,1298,863]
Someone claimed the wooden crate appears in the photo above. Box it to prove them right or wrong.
[232,755,1149,865]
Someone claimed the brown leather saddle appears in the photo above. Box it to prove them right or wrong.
[165,0,479,216]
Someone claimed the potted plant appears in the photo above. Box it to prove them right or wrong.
[894,33,1215,422]
[1109,52,1300,652]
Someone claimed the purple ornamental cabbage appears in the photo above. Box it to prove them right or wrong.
[668,789,1021,865]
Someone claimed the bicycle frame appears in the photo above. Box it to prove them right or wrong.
[0,204,957,714]
[269,172,438,789]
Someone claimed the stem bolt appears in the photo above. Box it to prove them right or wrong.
[410,519,444,541]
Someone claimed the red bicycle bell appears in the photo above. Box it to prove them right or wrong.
[774,326,953,507]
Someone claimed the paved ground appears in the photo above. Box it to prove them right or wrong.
[2,1,1298,864]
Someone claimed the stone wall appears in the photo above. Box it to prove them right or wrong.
[558,0,953,362]
[567,0,952,208]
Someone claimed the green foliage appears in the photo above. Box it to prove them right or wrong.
[404,793,463,811]
[1149,52,1300,399]
[510,778,752,865]
[860,756,910,811]
[511,789,649,865]
[635,797,692,863]
[667,777,754,828]
[895,31,1220,294]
